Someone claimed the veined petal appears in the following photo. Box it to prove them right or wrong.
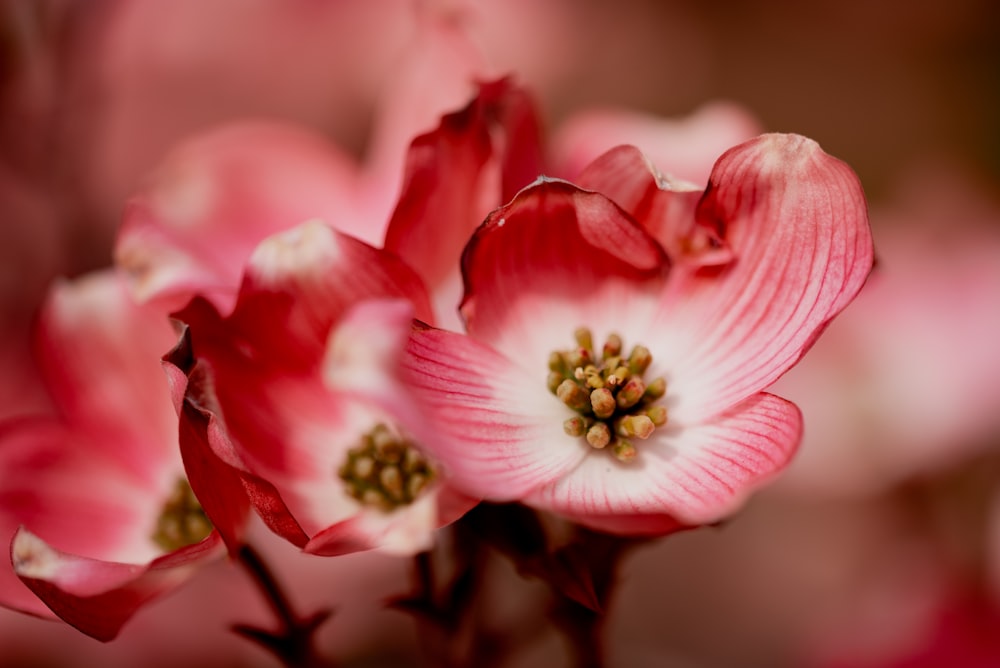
[114,121,364,314]
[12,527,224,642]
[401,326,584,500]
[653,134,874,421]
[526,392,801,530]
[459,179,669,366]
[577,145,731,267]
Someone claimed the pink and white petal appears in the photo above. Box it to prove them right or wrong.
[576,145,730,267]
[459,179,669,366]
[303,484,471,557]
[34,271,179,484]
[552,101,762,185]
[652,134,874,421]
[114,121,364,314]
[402,326,585,500]
[12,527,224,642]
[322,299,418,407]
[243,220,433,346]
[0,419,164,568]
[527,393,801,528]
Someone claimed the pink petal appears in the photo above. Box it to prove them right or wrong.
[34,271,179,484]
[12,527,224,642]
[114,121,364,314]
[526,392,802,531]
[383,78,543,327]
[459,178,670,363]
[576,145,732,267]
[241,220,433,345]
[552,101,762,185]
[653,133,874,421]
[401,326,584,500]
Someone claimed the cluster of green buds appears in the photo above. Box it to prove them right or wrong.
[152,478,213,551]
[338,423,436,511]
[548,327,668,463]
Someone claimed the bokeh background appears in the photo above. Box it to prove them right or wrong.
[2,0,1000,666]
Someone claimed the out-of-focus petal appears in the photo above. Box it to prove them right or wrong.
[114,122,364,314]
[12,527,225,642]
[652,134,874,422]
[552,101,762,185]
[33,272,178,485]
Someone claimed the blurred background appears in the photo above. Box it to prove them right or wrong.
[2,0,1000,666]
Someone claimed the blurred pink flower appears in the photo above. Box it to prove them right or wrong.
[402,134,873,534]
[773,163,1000,496]
[0,270,242,640]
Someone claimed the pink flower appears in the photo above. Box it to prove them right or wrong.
[401,133,874,535]
[0,270,243,641]
[171,221,476,556]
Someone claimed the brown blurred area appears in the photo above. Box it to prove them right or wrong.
[544,0,1000,201]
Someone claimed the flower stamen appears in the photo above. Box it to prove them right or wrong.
[548,328,668,463]
[152,478,213,551]
[338,424,435,511]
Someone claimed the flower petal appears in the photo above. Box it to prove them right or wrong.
[383,78,543,327]
[114,121,364,314]
[459,178,669,364]
[653,133,874,421]
[526,392,802,531]
[12,527,224,642]
[576,145,731,267]
[552,101,762,185]
[401,325,585,500]
[34,271,179,485]
[241,220,433,345]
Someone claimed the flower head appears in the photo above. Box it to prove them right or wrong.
[401,133,874,534]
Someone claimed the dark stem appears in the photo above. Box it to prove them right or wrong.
[233,543,334,668]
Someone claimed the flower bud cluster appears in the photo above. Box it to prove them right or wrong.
[338,424,436,511]
[548,328,668,463]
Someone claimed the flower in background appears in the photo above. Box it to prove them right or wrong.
[171,221,477,556]
[0,270,246,641]
[773,162,1000,497]
[402,134,874,535]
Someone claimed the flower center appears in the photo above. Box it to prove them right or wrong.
[152,478,213,551]
[548,327,668,463]
[338,423,436,511]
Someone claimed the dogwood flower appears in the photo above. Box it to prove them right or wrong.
[401,133,874,535]
[171,221,476,556]
[0,271,244,641]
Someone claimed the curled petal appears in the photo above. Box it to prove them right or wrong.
[459,179,669,362]
[12,527,225,642]
[577,145,731,267]
[654,133,874,421]
[526,393,802,532]
[384,78,543,327]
